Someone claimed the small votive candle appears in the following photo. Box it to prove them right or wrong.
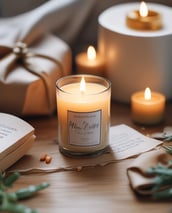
[131,87,165,125]
[75,46,106,77]
[56,74,111,157]
[126,1,162,31]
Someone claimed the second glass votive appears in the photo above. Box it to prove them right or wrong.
[56,74,111,157]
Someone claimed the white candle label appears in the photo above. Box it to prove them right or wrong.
[67,110,102,146]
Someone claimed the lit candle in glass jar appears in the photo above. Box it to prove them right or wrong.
[131,87,165,125]
[56,75,111,157]
[126,1,162,30]
[75,46,106,77]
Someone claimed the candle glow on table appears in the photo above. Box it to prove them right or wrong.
[75,46,106,77]
[131,87,165,125]
[56,75,111,156]
[126,1,162,30]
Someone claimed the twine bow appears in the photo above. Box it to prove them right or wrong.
[13,42,29,56]
[0,41,64,113]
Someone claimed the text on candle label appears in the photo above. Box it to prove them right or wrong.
[67,110,102,146]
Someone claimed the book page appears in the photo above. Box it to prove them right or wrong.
[0,135,35,171]
[0,113,34,156]
[109,124,162,160]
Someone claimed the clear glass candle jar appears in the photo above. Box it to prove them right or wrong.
[56,74,111,157]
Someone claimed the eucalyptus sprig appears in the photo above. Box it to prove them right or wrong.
[146,148,172,200]
[151,126,172,142]
[0,171,49,213]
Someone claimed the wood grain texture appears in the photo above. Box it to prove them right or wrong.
[13,101,172,213]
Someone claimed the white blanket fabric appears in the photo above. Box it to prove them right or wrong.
[0,0,96,46]
[0,0,171,51]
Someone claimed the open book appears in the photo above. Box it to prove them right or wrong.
[0,113,35,171]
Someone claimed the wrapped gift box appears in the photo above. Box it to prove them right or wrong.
[0,34,71,116]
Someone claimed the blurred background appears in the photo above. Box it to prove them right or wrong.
[0,0,171,63]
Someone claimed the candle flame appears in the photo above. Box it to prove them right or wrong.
[144,87,151,100]
[80,76,86,93]
[139,1,148,17]
[87,46,96,60]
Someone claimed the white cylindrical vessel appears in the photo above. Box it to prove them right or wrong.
[98,3,172,102]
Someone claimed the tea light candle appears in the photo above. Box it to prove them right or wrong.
[131,87,165,125]
[56,75,111,157]
[75,46,106,77]
[126,1,162,30]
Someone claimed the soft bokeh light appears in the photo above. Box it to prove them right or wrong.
[139,1,148,17]
[144,87,151,100]
[87,46,96,60]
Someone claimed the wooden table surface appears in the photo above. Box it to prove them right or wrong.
[12,101,172,213]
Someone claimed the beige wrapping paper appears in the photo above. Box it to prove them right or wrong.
[0,0,103,116]
[127,149,172,195]
[0,34,71,116]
